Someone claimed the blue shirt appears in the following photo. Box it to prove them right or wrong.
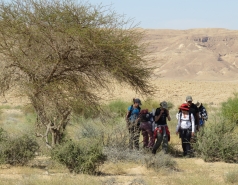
[128,106,140,121]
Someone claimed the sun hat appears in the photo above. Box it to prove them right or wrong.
[160,101,168,109]
[195,101,201,107]
[186,95,193,102]
[134,98,142,105]
[179,103,189,111]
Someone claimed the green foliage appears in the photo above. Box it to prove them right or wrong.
[221,93,238,123]
[51,140,106,174]
[0,0,154,146]
[194,117,238,163]
[0,134,39,165]
[141,98,160,111]
[106,99,130,117]
[141,98,174,111]
[0,105,12,109]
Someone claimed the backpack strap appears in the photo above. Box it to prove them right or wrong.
[127,105,133,119]
[179,112,192,123]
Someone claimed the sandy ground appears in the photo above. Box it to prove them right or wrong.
[0,157,237,185]
[1,78,238,110]
[109,78,238,108]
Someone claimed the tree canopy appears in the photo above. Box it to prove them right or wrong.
[0,0,153,147]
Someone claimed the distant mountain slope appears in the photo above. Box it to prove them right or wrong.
[144,28,238,80]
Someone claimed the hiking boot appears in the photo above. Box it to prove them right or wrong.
[152,149,156,154]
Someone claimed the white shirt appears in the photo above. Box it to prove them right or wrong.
[176,113,195,132]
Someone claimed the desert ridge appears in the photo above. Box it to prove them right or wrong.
[144,28,238,81]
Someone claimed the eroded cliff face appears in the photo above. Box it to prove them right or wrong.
[144,28,238,80]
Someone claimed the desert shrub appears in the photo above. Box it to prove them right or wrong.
[142,98,174,111]
[0,127,7,142]
[194,117,238,163]
[141,98,160,111]
[221,93,238,123]
[75,115,130,149]
[144,153,177,171]
[106,99,130,117]
[51,140,106,174]
[0,134,39,165]
[224,170,238,184]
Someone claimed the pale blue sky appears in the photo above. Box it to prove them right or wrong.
[88,0,238,30]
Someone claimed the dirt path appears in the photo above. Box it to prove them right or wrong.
[0,157,237,185]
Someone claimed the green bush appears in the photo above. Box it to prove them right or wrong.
[141,98,160,111]
[107,100,130,117]
[51,140,106,174]
[194,117,238,163]
[142,98,174,111]
[0,134,39,165]
[221,93,238,123]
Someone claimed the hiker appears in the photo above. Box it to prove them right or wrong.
[176,103,195,157]
[125,98,141,150]
[152,101,171,154]
[185,96,200,131]
[139,109,155,149]
[195,101,208,127]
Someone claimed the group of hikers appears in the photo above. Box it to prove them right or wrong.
[125,96,208,157]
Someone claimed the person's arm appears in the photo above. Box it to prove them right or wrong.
[196,112,200,131]
[176,114,181,134]
[167,110,171,121]
[125,106,132,120]
[191,114,195,136]
[125,110,130,120]
[154,109,163,122]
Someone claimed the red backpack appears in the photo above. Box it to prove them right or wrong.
[139,109,152,122]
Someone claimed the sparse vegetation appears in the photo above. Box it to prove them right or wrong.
[224,170,238,184]
[221,93,238,123]
[144,153,177,171]
[195,116,238,162]
[0,133,39,165]
[51,140,106,174]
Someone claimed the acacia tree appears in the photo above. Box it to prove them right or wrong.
[0,0,153,147]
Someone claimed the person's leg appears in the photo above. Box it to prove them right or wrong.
[147,128,155,148]
[162,135,168,154]
[185,130,192,156]
[141,129,148,148]
[128,121,134,150]
[152,131,163,154]
[134,125,140,150]
[140,122,148,148]
[180,130,187,156]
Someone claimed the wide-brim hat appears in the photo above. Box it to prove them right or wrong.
[179,103,189,111]
[160,101,168,109]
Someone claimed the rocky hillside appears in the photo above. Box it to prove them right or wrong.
[144,28,238,81]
